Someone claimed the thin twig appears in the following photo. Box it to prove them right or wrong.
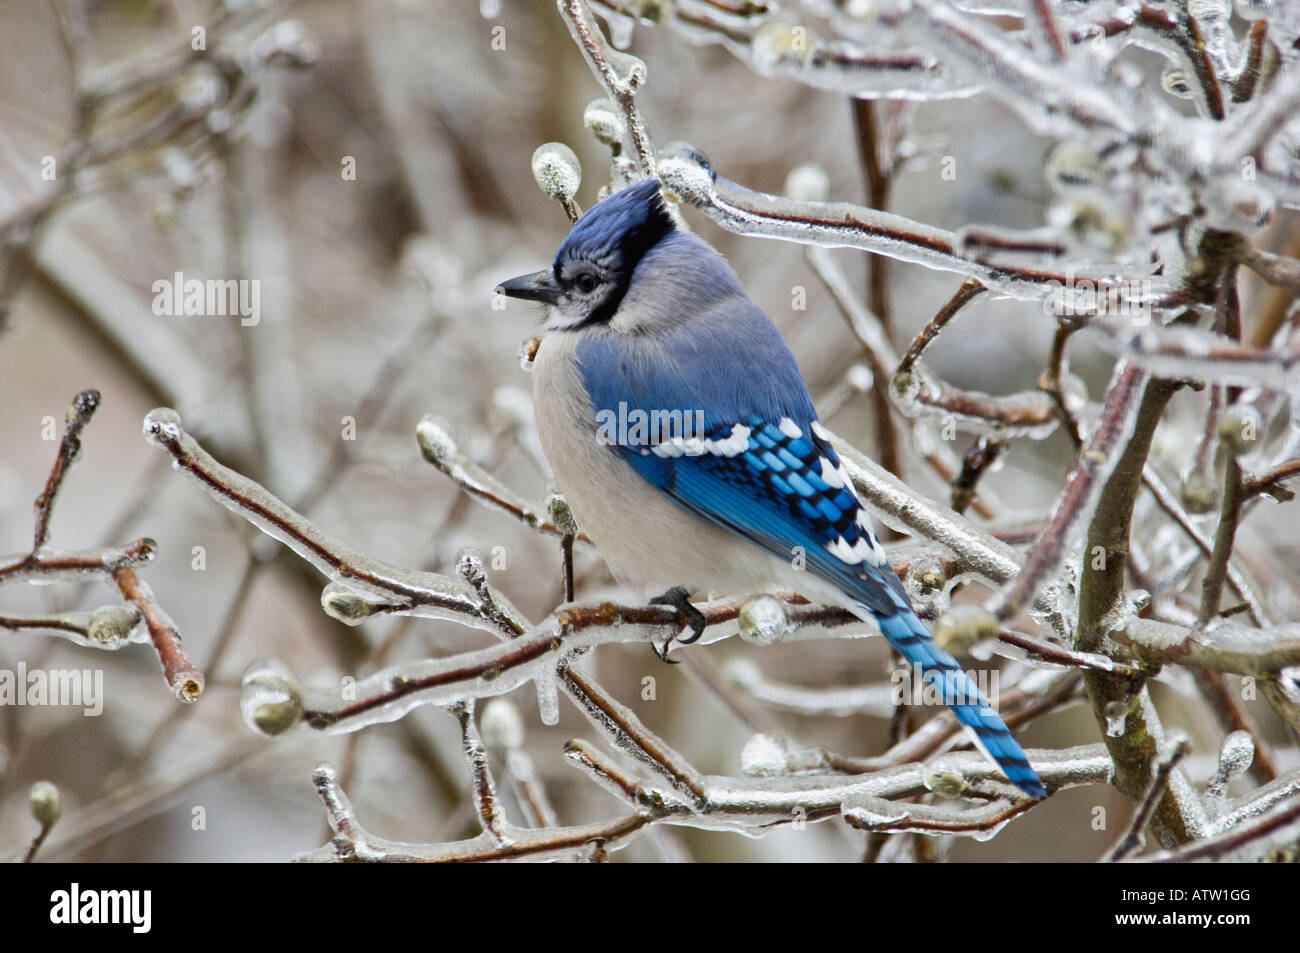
[1104,737,1191,861]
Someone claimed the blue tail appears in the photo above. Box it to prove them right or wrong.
[879,610,1046,799]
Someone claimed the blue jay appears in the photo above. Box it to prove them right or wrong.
[498,178,1046,799]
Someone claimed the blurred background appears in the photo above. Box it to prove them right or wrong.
[0,0,1296,862]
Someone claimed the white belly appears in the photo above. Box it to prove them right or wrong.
[531,331,808,602]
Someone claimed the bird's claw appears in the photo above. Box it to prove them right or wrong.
[649,585,707,663]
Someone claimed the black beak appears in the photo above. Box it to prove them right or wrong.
[496,269,562,306]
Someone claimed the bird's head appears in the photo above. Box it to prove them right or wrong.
[497,178,676,330]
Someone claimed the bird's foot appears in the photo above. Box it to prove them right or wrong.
[649,585,707,663]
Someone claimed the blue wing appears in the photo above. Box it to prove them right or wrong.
[576,321,1046,799]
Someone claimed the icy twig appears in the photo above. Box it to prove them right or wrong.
[0,540,155,588]
[806,246,897,369]
[950,438,1006,515]
[906,0,1136,137]
[997,629,1136,676]
[896,277,985,375]
[1104,735,1191,861]
[1114,618,1300,679]
[819,672,1083,775]
[114,567,203,703]
[453,702,510,843]
[1244,459,1300,501]
[1199,452,1246,624]
[723,660,898,718]
[561,663,709,807]
[1038,318,1084,445]
[1086,316,1300,392]
[1143,794,1300,863]
[301,761,650,862]
[482,700,560,829]
[1141,465,1265,627]
[656,143,1170,304]
[32,389,98,550]
[573,742,1113,832]
[142,408,522,638]
[1061,368,1208,846]
[558,0,656,178]
[990,362,1148,622]
[417,415,591,546]
[1,391,200,698]
[1025,0,1068,63]
[1234,244,1300,298]
[1132,4,1226,120]
[257,596,863,735]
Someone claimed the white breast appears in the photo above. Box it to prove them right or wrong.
[531,331,802,602]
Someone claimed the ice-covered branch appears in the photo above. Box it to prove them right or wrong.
[1104,734,1191,861]
[657,143,1171,303]
[559,0,656,178]
[297,762,650,862]
[1,391,201,699]
[113,566,203,702]
[416,415,591,545]
[1115,618,1300,679]
[239,595,869,738]
[990,362,1149,622]
[1086,316,1300,393]
[1144,793,1300,863]
[141,408,520,638]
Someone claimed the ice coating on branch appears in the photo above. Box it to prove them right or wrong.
[891,364,1060,440]
[456,547,488,586]
[1104,700,1130,738]
[737,595,789,646]
[1234,0,1273,20]
[143,408,505,637]
[241,658,305,736]
[657,141,716,201]
[531,142,582,202]
[535,669,560,726]
[658,142,1167,303]
[1088,319,1294,392]
[559,1,655,175]
[748,18,961,99]
[1205,730,1255,800]
[583,97,625,148]
[907,0,1138,137]
[321,582,380,624]
[906,554,948,594]
[740,732,789,777]
[416,415,460,469]
[596,0,638,49]
[142,407,184,451]
[933,604,999,656]
[924,760,970,799]
[725,658,898,717]
[1188,0,1235,75]
[87,605,141,646]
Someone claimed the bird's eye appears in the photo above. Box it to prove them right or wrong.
[574,273,599,294]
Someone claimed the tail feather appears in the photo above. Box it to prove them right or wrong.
[878,610,1047,799]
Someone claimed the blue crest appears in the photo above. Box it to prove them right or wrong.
[554,178,675,278]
